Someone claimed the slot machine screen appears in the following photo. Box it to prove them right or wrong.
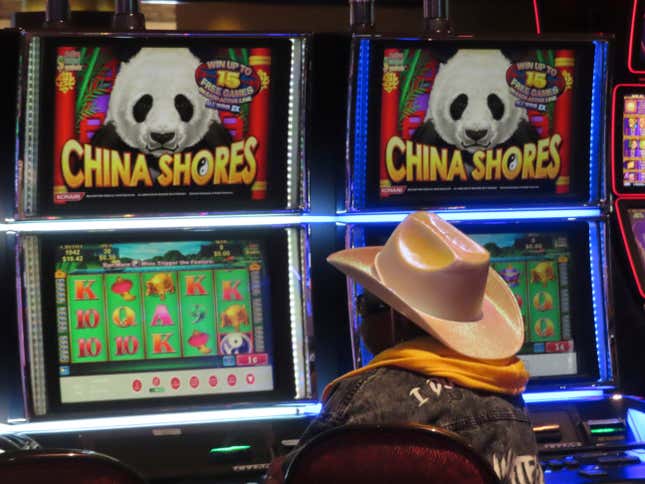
[349,37,605,209]
[616,200,645,298]
[21,33,306,217]
[349,221,598,384]
[611,85,645,194]
[22,228,302,415]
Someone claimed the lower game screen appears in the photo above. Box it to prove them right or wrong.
[628,208,645,283]
[468,232,577,377]
[54,239,274,403]
[357,225,587,380]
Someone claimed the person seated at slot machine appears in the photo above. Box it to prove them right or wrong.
[267,211,543,484]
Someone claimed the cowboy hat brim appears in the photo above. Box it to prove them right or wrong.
[329,246,524,360]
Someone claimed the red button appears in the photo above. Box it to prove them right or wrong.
[209,375,218,387]
[152,376,161,386]
[190,376,200,388]
[227,374,237,386]
[132,379,142,392]
[171,377,181,390]
[246,373,255,385]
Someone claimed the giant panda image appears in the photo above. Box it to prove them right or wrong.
[92,47,232,171]
[412,49,538,163]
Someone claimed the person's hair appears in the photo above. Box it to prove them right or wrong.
[357,292,427,355]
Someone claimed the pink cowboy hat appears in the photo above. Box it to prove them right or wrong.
[328,211,524,360]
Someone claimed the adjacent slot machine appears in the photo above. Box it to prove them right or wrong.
[606,7,645,481]
[613,85,645,299]
[8,226,314,479]
[3,17,321,482]
[341,29,645,483]
[344,36,608,353]
[613,85,645,302]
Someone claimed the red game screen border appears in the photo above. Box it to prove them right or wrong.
[615,198,645,299]
[628,0,645,75]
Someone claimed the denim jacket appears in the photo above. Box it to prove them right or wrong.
[297,367,544,484]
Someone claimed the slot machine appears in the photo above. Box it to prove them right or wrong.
[338,1,645,481]
[0,2,343,480]
[613,0,645,401]
[7,226,315,480]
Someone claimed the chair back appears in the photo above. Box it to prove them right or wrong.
[285,424,500,484]
[0,448,146,484]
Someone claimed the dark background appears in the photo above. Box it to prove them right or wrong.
[4,0,645,422]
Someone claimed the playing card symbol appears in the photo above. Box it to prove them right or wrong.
[150,305,174,326]
[112,306,136,328]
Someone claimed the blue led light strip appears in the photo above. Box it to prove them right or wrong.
[589,41,608,202]
[0,403,322,434]
[523,390,604,403]
[4,208,603,232]
[337,207,601,224]
[351,39,371,211]
[1,208,602,232]
[627,409,645,443]
[590,222,611,381]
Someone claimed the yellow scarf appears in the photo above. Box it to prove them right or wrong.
[323,337,529,401]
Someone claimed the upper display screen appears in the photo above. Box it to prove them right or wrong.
[23,34,304,216]
[351,39,602,209]
[621,94,645,187]
[611,85,645,196]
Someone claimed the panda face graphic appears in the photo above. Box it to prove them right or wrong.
[427,49,528,154]
[106,48,220,157]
